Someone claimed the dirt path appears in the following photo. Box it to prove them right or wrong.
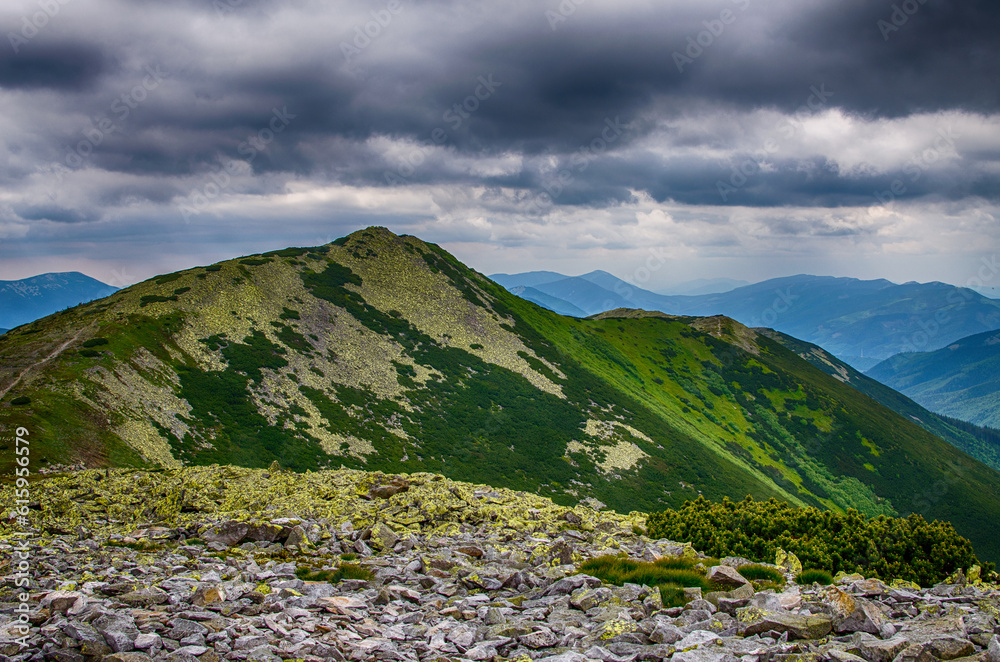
[0,324,93,401]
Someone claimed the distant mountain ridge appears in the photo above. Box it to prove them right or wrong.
[867,329,1000,429]
[494,271,1000,367]
[657,277,751,296]
[0,272,119,330]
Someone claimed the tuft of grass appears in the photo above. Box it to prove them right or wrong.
[652,556,697,570]
[796,568,833,585]
[738,563,785,584]
[340,552,358,561]
[580,554,711,593]
[658,583,687,608]
[296,562,373,583]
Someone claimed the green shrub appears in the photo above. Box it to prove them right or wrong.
[10,396,30,406]
[204,264,222,272]
[79,349,101,358]
[81,337,109,348]
[796,569,833,585]
[139,294,178,307]
[737,564,785,584]
[646,495,991,586]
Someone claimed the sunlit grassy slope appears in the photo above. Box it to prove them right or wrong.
[2,227,999,562]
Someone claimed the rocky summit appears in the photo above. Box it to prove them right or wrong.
[1,466,999,662]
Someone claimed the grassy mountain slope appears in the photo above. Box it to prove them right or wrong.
[2,227,1000,562]
[0,272,119,330]
[502,271,1000,366]
[760,329,1000,472]
[867,329,1000,428]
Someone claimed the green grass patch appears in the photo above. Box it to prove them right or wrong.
[796,569,833,585]
[296,563,373,583]
[737,564,785,584]
[579,554,712,594]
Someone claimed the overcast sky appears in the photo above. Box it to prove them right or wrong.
[1,0,998,290]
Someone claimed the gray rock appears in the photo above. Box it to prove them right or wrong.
[706,565,750,590]
[93,612,139,653]
[101,653,154,662]
[858,635,910,662]
[741,612,833,640]
[203,521,249,546]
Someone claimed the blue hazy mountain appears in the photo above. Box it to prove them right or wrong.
[0,272,119,330]
[494,272,1000,366]
[656,277,751,296]
[867,328,1000,429]
[508,286,587,317]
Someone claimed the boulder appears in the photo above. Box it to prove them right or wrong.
[741,612,833,640]
[202,521,249,547]
[706,565,750,590]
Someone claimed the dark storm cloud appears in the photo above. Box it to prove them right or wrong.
[0,41,106,90]
[2,0,998,224]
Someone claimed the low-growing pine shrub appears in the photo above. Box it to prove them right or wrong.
[646,495,991,586]
[796,569,834,585]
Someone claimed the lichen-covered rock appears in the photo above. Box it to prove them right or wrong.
[741,612,833,640]
[0,466,998,662]
[775,547,802,575]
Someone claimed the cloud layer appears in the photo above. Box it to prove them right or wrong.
[1,0,998,285]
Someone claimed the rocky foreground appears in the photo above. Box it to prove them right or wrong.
[0,466,999,662]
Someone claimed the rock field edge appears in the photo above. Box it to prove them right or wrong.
[0,465,997,662]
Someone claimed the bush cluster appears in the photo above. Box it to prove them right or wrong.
[646,495,993,586]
